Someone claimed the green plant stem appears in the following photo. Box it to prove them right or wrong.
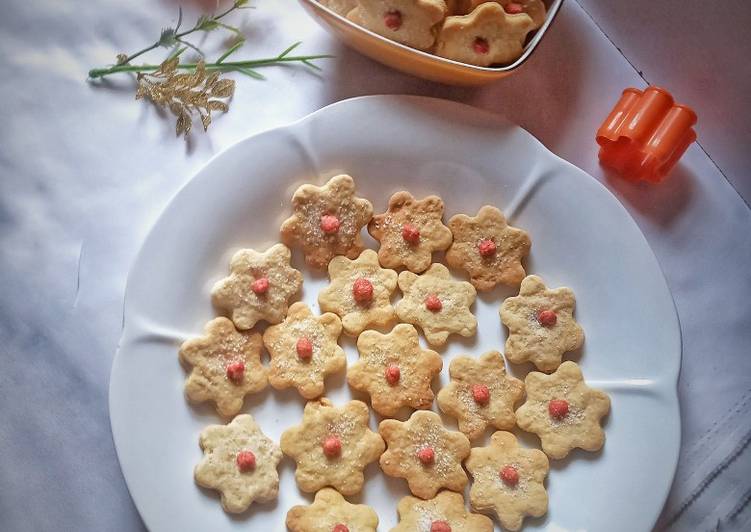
[122,2,241,65]
[88,54,333,79]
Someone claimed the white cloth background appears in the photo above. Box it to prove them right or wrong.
[0,1,749,531]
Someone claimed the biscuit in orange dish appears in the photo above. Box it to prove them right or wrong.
[286,487,379,532]
[179,317,267,417]
[437,351,524,440]
[348,323,443,417]
[515,361,610,459]
[466,0,546,27]
[379,410,471,499]
[368,191,453,273]
[465,431,549,531]
[435,3,537,67]
[281,174,373,270]
[500,275,584,372]
[392,490,494,532]
[211,243,303,330]
[445,205,530,291]
[194,414,282,514]
[263,302,345,399]
[349,0,448,51]
[281,398,385,495]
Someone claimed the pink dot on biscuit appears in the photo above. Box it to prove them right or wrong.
[417,447,435,465]
[472,37,490,55]
[226,361,245,383]
[323,435,342,458]
[384,10,402,30]
[296,337,313,360]
[478,238,496,257]
[385,364,401,385]
[472,384,490,405]
[251,277,269,295]
[320,214,341,234]
[549,399,569,420]
[425,294,442,312]
[537,309,557,327]
[500,464,519,486]
[332,525,349,532]
[401,223,420,244]
[236,450,256,471]
[430,521,451,532]
[505,2,524,14]
[352,277,374,304]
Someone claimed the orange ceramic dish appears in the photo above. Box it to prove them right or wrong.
[298,0,564,85]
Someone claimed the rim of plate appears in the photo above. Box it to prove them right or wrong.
[109,94,682,531]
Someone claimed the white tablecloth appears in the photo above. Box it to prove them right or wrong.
[1,1,749,530]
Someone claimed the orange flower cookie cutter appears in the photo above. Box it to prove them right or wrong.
[596,86,697,183]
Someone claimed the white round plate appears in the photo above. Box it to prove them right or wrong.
[110,95,681,532]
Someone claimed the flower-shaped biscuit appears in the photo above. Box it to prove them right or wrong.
[379,410,471,499]
[281,398,385,495]
[348,323,443,417]
[445,205,531,291]
[319,249,398,336]
[392,490,494,532]
[437,351,524,440]
[349,0,447,51]
[396,263,477,347]
[281,174,374,270]
[211,243,303,330]
[263,302,345,399]
[368,191,453,273]
[286,488,379,532]
[516,361,610,459]
[466,0,547,27]
[500,275,584,372]
[179,317,267,417]
[194,414,283,513]
[465,431,549,531]
[436,3,538,67]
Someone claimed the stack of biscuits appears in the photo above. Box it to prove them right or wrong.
[322,0,547,66]
[181,174,610,531]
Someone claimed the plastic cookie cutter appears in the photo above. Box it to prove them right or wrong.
[596,86,697,183]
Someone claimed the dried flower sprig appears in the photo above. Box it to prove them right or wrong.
[88,1,332,136]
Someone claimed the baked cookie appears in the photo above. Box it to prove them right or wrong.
[466,0,547,27]
[263,302,345,399]
[348,323,443,417]
[211,243,303,330]
[445,205,530,291]
[286,487,379,532]
[319,0,358,16]
[396,263,477,347]
[437,351,524,440]
[194,414,283,513]
[318,249,399,336]
[368,191,453,273]
[281,398,385,495]
[499,275,584,372]
[281,174,374,270]
[515,361,610,459]
[348,0,448,51]
[379,410,471,499]
[179,317,267,417]
[465,431,549,531]
[392,490,494,532]
[435,3,536,67]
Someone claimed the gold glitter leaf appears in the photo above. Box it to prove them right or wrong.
[135,57,234,138]
[210,79,235,98]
